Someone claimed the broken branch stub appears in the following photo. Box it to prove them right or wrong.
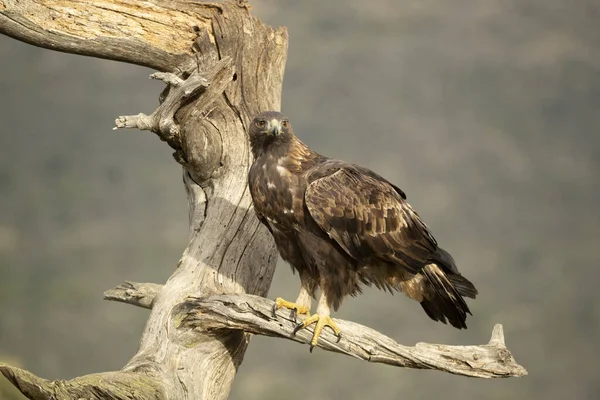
[103,281,162,309]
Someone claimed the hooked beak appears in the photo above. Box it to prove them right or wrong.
[268,119,282,136]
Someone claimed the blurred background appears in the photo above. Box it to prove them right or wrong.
[1,0,599,399]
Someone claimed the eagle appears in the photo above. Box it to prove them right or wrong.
[248,111,477,350]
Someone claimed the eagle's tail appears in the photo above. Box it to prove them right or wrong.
[419,248,478,329]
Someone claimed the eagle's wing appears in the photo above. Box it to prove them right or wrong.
[305,167,437,273]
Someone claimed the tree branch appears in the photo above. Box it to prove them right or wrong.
[180,294,528,379]
[1,0,528,398]
[103,284,527,378]
[1,1,287,399]
[103,283,527,379]
[0,366,164,400]
[114,56,234,154]
[103,281,162,309]
[0,0,223,71]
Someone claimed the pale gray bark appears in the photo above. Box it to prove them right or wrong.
[104,285,527,379]
[0,1,285,399]
[104,281,163,309]
[0,1,526,399]
[184,295,526,378]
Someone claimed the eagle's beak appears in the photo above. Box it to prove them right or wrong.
[268,119,282,136]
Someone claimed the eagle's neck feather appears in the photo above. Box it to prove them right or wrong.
[254,135,321,171]
[287,137,321,164]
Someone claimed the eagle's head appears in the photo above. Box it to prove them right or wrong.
[249,111,294,157]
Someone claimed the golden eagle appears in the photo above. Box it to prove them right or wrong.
[248,111,477,350]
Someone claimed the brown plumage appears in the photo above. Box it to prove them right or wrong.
[248,111,477,346]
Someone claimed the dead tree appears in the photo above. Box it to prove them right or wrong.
[0,1,527,399]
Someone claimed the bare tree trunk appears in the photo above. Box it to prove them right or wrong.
[0,1,526,399]
[0,1,285,399]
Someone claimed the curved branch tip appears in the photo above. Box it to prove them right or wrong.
[489,323,506,346]
[0,363,53,399]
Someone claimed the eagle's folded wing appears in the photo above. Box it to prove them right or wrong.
[305,167,437,274]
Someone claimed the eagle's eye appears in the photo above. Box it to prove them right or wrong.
[256,120,266,129]
[282,120,289,128]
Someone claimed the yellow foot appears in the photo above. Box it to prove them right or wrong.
[292,313,342,352]
[272,297,311,321]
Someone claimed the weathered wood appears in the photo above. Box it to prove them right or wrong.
[103,284,527,378]
[0,0,216,71]
[0,1,527,399]
[104,281,163,309]
[108,2,287,397]
[0,366,165,400]
[182,294,527,378]
[0,1,286,399]
[114,57,236,165]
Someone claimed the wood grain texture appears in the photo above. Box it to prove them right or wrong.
[0,1,286,399]
[0,0,527,399]
[183,294,527,378]
[0,0,214,71]
[103,286,526,378]
[104,281,163,309]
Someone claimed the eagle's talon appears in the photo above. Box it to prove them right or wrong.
[271,301,278,318]
[273,297,310,322]
[292,321,304,336]
[291,308,298,322]
[292,313,341,350]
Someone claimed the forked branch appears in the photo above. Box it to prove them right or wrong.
[114,57,234,148]
[104,283,527,379]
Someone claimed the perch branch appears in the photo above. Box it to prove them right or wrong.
[180,294,528,379]
[103,284,526,379]
[103,281,162,309]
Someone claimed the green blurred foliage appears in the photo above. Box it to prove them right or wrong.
[0,0,599,399]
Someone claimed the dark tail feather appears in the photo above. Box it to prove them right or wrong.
[448,274,478,299]
[430,247,478,298]
[419,249,478,329]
